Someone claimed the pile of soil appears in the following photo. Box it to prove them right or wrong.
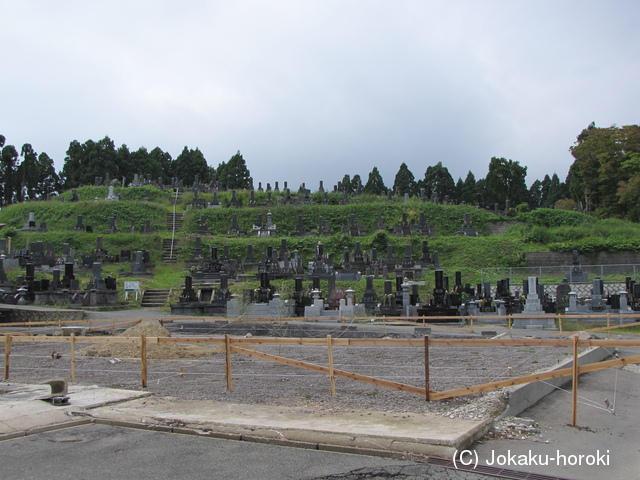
[79,321,218,360]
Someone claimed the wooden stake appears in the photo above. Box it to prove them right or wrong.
[141,334,147,388]
[70,333,76,383]
[424,335,430,401]
[327,335,335,396]
[572,334,578,427]
[225,334,233,391]
[607,313,611,340]
[469,317,474,334]
[3,335,11,381]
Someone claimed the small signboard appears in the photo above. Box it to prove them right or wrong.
[124,281,140,301]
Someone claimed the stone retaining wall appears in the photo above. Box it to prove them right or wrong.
[4,309,85,323]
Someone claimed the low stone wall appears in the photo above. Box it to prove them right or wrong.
[3,308,85,323]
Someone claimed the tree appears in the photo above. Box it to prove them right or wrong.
[17,143,39,201]
[340,174,353,194]
[119,146,169,184]
[351,174,363,193]
[616,152,640,220]
[363,166,387,195]
[474,178,499,208]
[421,162,455,201]
[35,152,61,198]
[529,178,544,209]
[216,151,251,190]
[486,157,529,207]
[392,163,417,196]
[0,142,19,206]
[61,136,118,188]
[148,147,173,184]
[458,171,477,204]
[567,122,640,217]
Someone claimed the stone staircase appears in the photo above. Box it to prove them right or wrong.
[162,238,179,262]
[167,212,184,231]
[141,289,171,307]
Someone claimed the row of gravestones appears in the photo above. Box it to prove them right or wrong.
[17,213,155,235]
[0,235,152,270]
[193,211,480,238]
[89,171,512,213]
[184,237,438,280]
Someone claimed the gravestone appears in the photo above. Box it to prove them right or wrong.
[0,259,7,283]
[106,217,117,234]
[198,215,212,235]
[456,212,480,236]
[416,212,435,236]
[208,191,221,208]
[591,277,605,310]
[141,219,152,234]
[21,212,37,231]
[362,275,377,313]
[568,249,589,283]
[131,251,147,274]
[89,262,107,290]
[512,276,555,329]
[105,185,119,201]
[555,280,571,313]
[229,190,239,208]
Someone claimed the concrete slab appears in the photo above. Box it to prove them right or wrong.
[0,382,151,438]
[91,397,491,457]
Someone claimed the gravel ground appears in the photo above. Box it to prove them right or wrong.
[3,324,578,422]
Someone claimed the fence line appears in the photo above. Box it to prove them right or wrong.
[3,333,640,426]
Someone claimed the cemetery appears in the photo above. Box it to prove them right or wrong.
[1,177,640,470]
[0,179,639,328]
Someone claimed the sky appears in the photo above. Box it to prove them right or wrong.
[1,0,639,190]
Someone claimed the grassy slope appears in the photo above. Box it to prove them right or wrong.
[2,186,640,301]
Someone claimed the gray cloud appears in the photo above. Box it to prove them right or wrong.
[2,0,638,190]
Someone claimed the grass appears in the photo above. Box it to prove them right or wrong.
[2,185,640,300]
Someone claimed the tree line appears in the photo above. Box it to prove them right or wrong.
[1,122,639,219]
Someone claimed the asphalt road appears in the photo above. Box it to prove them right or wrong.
[2,424,493,480]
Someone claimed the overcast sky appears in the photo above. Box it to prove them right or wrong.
[2,0,639,190]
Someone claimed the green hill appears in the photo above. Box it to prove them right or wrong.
[2,185,640,303]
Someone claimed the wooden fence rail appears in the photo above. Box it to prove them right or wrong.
[2,334,640,426]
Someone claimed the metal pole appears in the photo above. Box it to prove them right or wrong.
[170,188,178,260]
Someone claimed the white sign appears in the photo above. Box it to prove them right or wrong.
[124,281,140,292]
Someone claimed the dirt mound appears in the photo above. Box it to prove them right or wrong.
[79,320,217,360]
[119,321,172,338]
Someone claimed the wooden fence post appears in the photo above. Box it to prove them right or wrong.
[3,335,10,381]
[424,335,430,401]
[70,333,76,383]
[327,335,335,396]
[607,313,611,340]
[469,317,474,333]
[141,334,147,389]
[572,334,578,427]
[225,334,233,391]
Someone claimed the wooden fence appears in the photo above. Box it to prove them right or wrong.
[2,333,640,426]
